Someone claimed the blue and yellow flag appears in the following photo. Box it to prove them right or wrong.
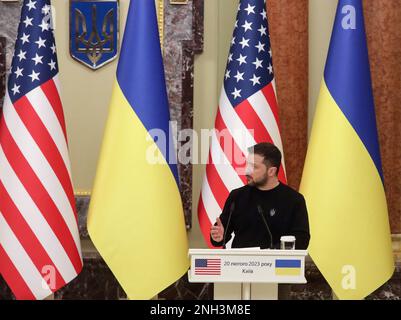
[300,0,394,299]
[87,0,189,299]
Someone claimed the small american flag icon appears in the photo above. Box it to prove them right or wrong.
[194,259,221,275]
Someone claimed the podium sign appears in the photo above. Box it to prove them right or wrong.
[188,249,307,299]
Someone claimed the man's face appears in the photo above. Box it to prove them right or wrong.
[245,153,269,187]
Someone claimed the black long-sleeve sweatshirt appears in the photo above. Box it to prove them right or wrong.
[210,183,310,249]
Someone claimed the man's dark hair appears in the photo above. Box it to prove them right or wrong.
[249,143,281,175]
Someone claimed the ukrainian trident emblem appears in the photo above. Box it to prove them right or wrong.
[70,0,119,70]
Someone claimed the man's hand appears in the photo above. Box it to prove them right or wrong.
[210,217,224,242]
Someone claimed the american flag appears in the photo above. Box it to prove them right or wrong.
[194,259,221,275]
[198,0,287,247]
[0,0,82,299]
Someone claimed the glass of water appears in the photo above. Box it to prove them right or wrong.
[280,236,296,250]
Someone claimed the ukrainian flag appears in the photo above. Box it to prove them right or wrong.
[87,0,189,299]
[275,260,301,276]
[300,0,394,299]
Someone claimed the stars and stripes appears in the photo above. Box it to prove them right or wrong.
[197,0,287,247]
[194,259,221,275]
[0,0,82,300]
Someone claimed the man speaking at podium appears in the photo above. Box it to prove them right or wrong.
[210,143,310,250]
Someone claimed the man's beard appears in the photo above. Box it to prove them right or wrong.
[246,174,268,187]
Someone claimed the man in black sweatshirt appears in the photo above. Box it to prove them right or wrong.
[210,142,310,250]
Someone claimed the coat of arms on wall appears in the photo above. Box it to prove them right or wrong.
[70,0,119,70]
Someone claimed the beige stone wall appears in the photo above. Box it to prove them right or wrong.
[53,0,130,193]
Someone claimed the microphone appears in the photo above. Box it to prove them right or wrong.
[257,205,273,249]
[222,202,235,248]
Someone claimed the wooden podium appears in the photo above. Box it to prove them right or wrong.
[188,249,307,300]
